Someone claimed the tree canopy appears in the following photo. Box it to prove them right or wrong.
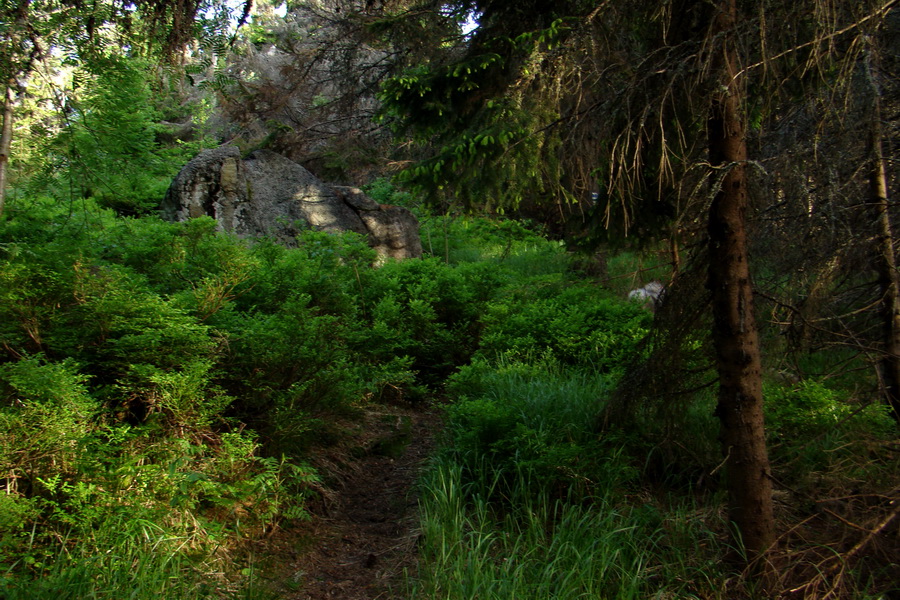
[0,0,250,215]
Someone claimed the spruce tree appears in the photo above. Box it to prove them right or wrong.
[373,0,899,578]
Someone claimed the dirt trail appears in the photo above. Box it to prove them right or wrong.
[260,403,441,599]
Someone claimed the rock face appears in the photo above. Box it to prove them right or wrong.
[161,146,422,260]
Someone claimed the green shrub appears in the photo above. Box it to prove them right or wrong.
[352,257,503,385]
[477,283,651,372]
[0,357,98,495]
[0,232,86,356]
[765,378,894,447]
[233,230,374,317]
[100,216,257,301]
[49,266,220,421]
[218,294,367,452]
[766,379,849,437]
[0,199,323,592]
[418,215,572,275]
[362,177,416,210]
[765,378,897,489]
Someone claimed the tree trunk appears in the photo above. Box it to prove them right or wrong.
[706,0,775,569]
[0,0,30,220]
[0,80,14,219]
[669,227,681,275]
[865,43,900,423]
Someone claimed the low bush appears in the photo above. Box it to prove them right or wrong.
[0,200,338,594]
[477,283,651,373]
[3,198,545,595]
[352,257,503,384]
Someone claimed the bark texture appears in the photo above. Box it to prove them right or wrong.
[0,82,13,218]
[865,45,900,423]
[706,0,775,566]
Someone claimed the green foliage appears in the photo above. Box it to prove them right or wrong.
[0,219,223,414]
[415,358,729,599]
[362,177,417,211]
[24,54,212,215]
[0,357,97,510]
[413,458,729,599]
[218,295,366,453]
[237,229,376,315]
[412,460,653,600]
[0,519,273,599]
[603,248,672,292]
[443,359,634,500]
[6,185,893,599]
[416,214,575,286]
[2,197,719,597]
[378,44,563,210]
[353,257,501,384]
[378,54,504,138]
[477,282,651,372]
[0,199,324,594]
[764,378,897,489]
[766,379,851,437]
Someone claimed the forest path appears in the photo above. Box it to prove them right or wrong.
[258,403,442,599]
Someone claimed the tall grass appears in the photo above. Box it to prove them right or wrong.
[420,215,574,277]
[413,361,730,599]
[0,519,268,600]
[604,247,671,292]
[411,457,729,599]
[448,359,612,436]
[411,460,649,600]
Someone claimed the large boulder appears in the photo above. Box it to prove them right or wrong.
[161,146,422,260]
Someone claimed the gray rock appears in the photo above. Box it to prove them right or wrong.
[332,186,381,212]
[628,281,665,311]
[161,147,422,260]
[359,205,423,261]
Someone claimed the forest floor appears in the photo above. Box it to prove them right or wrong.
[253,401,442,599]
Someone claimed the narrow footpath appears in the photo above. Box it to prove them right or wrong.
[259,403,442,599]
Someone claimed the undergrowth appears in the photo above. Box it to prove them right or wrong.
[412,359,729,599]
[2,185,898,598]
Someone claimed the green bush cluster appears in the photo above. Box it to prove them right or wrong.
[766,379,851,437]
[4,196,576,592]
[354,257,504,384]
[11,189,894,599]
[477,283,651,372]
[0,201,384,590]
[436,249,652,502]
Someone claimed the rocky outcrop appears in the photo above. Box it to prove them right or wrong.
[331,186,424,261]
[161,146,422,260]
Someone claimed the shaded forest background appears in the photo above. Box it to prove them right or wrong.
[1,0,899,598]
